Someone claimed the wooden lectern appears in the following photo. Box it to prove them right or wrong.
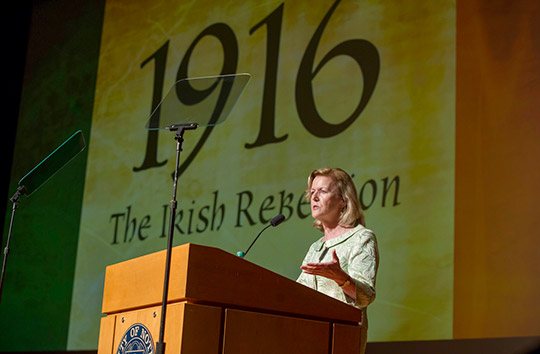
[97,243,364,354]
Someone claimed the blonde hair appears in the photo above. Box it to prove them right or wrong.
[306,167,365,231]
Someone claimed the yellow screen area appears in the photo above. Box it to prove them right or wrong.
[68,0,455,348]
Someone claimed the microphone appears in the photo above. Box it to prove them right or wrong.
[237,214,286,258]
[270,213,285,227]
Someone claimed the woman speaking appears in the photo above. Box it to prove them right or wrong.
[297,167,379,353]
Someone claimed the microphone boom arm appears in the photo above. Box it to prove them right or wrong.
[237,214,285,258]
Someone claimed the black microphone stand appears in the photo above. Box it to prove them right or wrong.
[155,123,197,354]
[0,185,26,303]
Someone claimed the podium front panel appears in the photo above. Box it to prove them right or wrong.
[97,315,116,354]
[332,323,363,354]
[222,308,330,354]
[97,302,222,354]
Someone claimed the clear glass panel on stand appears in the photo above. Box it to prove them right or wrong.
[145,73,251,130]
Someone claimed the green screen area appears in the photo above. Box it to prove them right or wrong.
[0,0,104,350]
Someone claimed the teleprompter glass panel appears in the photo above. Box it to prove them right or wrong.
[18,130,86,196]
[145,73,251,130]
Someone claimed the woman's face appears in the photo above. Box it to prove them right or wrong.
[310,175,345,226]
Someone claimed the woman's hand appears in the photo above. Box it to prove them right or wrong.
[300,249,349,284]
